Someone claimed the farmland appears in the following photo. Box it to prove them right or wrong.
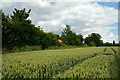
[2,47,119,79]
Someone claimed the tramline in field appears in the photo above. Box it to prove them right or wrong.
[2,47,119,78]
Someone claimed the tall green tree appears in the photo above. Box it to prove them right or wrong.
[61,24,73,45]
[61,24,83,46]
[2,8,45,48]
[89,41,96,46]
[113,40,115,45]
[0,10,2,50]
[77,34,84,45]
[85,33,102,46]
[2,8,63,49]
[41,32,61,49]
[11,8,31,23]
[1,10,11,48]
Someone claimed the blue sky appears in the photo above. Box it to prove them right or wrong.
[98,2,118,9]
[90,2,118,42]
[98,2,118,42]
[104,22,118,35]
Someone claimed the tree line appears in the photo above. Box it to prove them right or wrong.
[1,8,119,50]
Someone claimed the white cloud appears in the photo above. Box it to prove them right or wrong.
[82,27,118,43]
[37,0,51,8]
[37,21,45,25]
[83,28,92,32]
[51,20,60,25]
[36,2,118,42]
[1,0,119,2]
[104,27,117,30]
[102,33,118,43]
[1,2,118,43]
[37,20,60,26]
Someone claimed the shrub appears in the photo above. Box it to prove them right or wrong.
[2,45,42,53]
[61,43,66,47]
[89,42,96,47]
[82,43,87,47]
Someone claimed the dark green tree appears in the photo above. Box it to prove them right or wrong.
[104,42,110,46]
[77,34,84,45]
[61,24,72,45]
[11,8,31,23]
[2,8,45,48]
[41,32,61,49]
[2,10,11,48]
[69,33,83,46]
[100,40,103,46]
[84,37,92,46]
[61,24,83,46]
[89,41,96,46]
[85,33,102,46]
[0,10,2,50]
[113,40,115,45]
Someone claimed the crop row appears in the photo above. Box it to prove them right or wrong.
[2,47,105,78]
[103,47,119,55]
[54,55,118,78]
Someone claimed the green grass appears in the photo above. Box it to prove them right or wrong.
[0,54,2,80]
[54,55,118,78]
[2,45,42,53]
[47,45,83,50]
[2,47,119,78]
[2,45,85,53]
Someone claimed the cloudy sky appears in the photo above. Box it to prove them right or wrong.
[1,0,119,43]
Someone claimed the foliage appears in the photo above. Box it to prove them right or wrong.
[2,8,61,49]
[2,45,42,53]
[81,43,87,47]
[61,24,72,45]
[2,8,116,51]
[85,33,103,46]
[103,42,113,46]
[47,45,81,50]
[113,40,115,45]
[61,24,83,46]
[2,8,44,48]
[41,32,61,49]
[89,41,96,47]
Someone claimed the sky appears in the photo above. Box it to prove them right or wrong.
[0,0,119,43]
